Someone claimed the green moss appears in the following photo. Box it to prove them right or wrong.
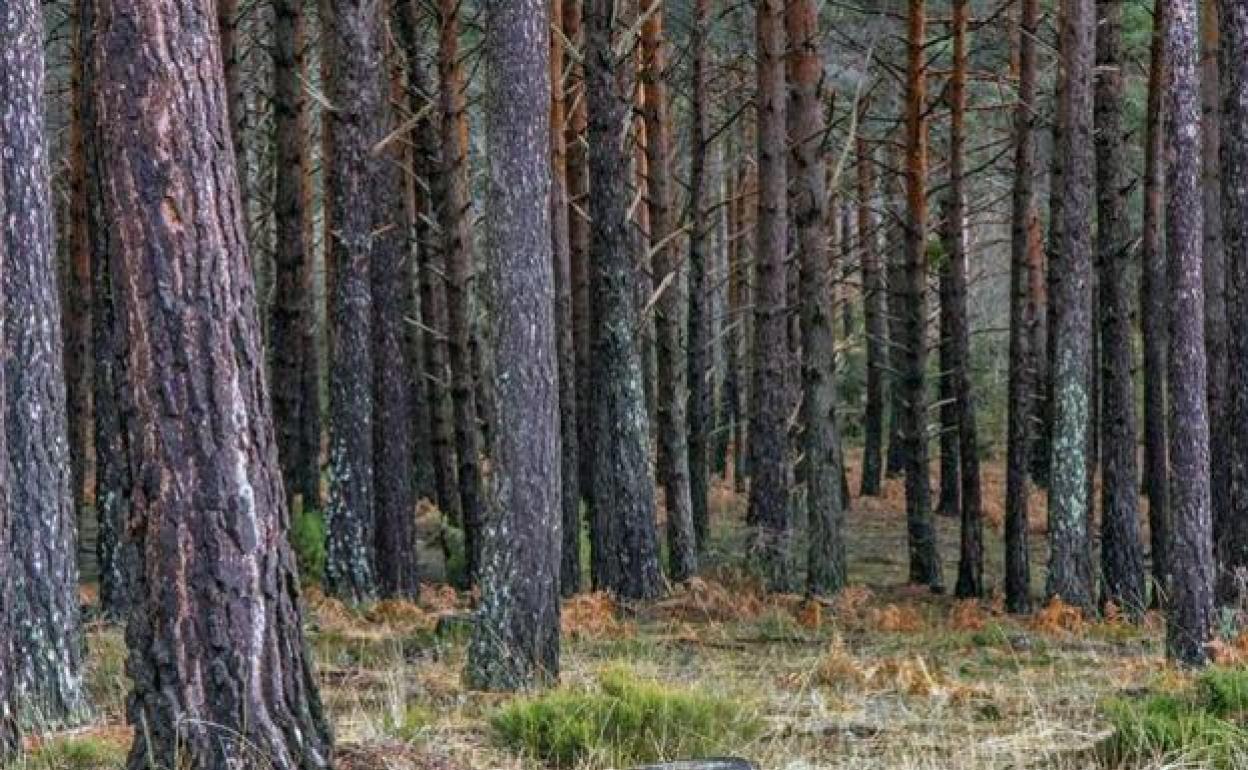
[383,704,435,743]
[490,667,762,768]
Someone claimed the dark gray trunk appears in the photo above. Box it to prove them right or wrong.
[585,0,664,601]
[324,0,382,603]
[466,0,562,689]
[1,0,90,729]
[858,137,886,497]
[1045,0,1095,611]
[1164,0,1214,666]
[1095,0,1146,617]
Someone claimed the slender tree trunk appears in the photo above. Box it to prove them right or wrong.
[902,0,941,590]
[1045,0,1096,611]
[467,0,562,688]
[687,0,714,550]
[399,7,462,533]
[727,160,751,492]
[1005,0,1040,614]
[585,0,664,600]
[1202,1,1231,594]
[1221,0,1248,599]
[438,0,487,584]
[1,0,90,729]
[1143,0,1171,604]
[91,0,334,764]
[1163,0,1214,665]
[373,14,420,599]
[271,0,321,513]
[324,0,382,603]
[884,153,907,481]
[1094,0,1146,617]
[937,270,961,520]
[947,0,982,599]
[749,0,795,592]
[787,0,845,595]
[550,0,583,597]
[0,235,14,756]
[641,0,697,581]
[858,137,886,497]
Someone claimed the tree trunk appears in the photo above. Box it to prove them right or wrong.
[1,0,90,729]
[373,14,420,599]
[551,0,583,597]
[585,0,664,600]
[937,268,961,520]
[1045,0,1095,611]
[1202,0,1231,595]
[641,0,697,581]
[858,137,886,497]
[947,0,982,600]
[271,0,321,513]
[324,0,382,604]
[1095,0,1146,617]
[787,0,845,595]
[439,0,487,584]
[902,0,941,591]
[1142,0,1171,604]
[1005,0,1040,614]
[399,5,462,533]
[727,159,751,493]
[90,0,334,764]
[1164,0,1214,666]
[687,0,714,549]
[749,0,795,592]
[466,0,562,689]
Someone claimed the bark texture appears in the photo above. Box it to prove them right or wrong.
[1045,0,1096,611]
[1,0,90,729]
[749,0,795,592]
[466,0,562,689]
[585,0,664,600]
[1094,0,1146,616]
[687,0,713,549]
[858,137,886,498]
[788,0,845,596]
[89,1,334,765]
[1164,0,1214,666]
[324,0,382,603]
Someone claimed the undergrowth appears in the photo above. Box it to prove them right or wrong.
[490,666,762,768]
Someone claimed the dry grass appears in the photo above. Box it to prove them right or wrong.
[55,456,1179,770]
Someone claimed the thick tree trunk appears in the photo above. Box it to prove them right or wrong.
[687,0,714,549]
[1221,0,1248,600]
[749,0,795,592]
[271,0,321,513]
[1045,0,1095,611]
[1202,1,1231,588]
[439,0,487,584]
[902,0,941,591]
[585,0,664,600]
[467,0,562,689]
[373,19,420,599]
[947,0,982,600]
[90,1,334,765]
[1164,0,1214,666]
[550,0,583,597]
[1143,0,1171,604]
[1005,0,1040,614]
[1,0,90,729]
[1095,0,1146,617]
[324,0,382,604]
[641,0,697,581]
[858,137,886,497]
[788,0,845,595]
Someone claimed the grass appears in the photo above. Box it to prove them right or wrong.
[1103,668,1248,768]
[490,667,762,767]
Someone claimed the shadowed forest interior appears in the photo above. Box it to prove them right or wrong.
[3,0,1248,768]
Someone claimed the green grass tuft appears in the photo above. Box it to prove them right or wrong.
[490,666,762,768]
[21,737,127,770]
[1104,669,1248,768]
[291,505,326,584]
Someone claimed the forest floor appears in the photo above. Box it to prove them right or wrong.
[22,455,1224,770]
